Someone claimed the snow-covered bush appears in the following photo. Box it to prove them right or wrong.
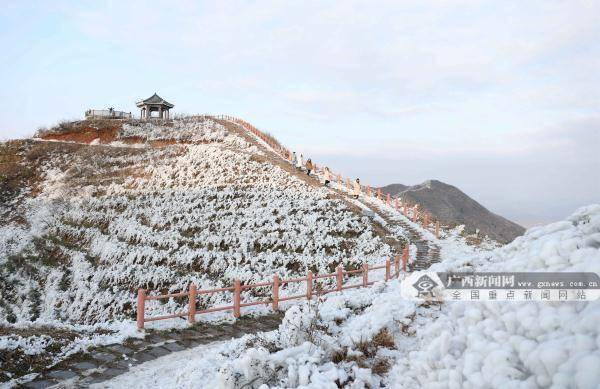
[214,281,417,388]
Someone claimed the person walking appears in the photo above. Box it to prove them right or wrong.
[323,167,331,186]
[353,178,361,199]
[291,152,298,167]
[297,154,304,171]
[305,159,313,176]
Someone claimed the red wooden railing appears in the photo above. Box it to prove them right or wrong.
[137,249,410,329]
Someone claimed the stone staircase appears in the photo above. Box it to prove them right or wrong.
[351,197,441,272]
[24,314,283,388]
[393,217,440,271]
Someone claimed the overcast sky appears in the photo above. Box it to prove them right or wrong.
[1,1,598,226]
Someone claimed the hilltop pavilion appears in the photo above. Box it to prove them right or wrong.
[136,93,174,120]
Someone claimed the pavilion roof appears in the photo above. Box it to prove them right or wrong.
[136,93,174,108]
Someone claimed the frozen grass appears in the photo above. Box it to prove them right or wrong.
[98,205,600,388]
[0,118,392,328]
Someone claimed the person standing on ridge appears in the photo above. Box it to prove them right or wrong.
[291,152,297,167]
[297,154,304,171]
[306,158,313,176]
[323,166,331,186]
[353,178,361,199]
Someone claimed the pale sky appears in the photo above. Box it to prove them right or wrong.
[1,1,598,226]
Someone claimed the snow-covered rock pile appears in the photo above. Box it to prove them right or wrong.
[0,118,392,326]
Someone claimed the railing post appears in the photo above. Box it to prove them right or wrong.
[402,246,409,272]
[385,259,391,281]
[188,283,196,324]
[306,271,313,300]
[395,254,401,278]
[272,275,279,311]
[233,279,241,318]
[377,188,381,200]
[336,265,343,291]
[362,264,369,287]
[137,288,146,330]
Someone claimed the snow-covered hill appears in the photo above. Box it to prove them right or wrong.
[0,117,393,326]
[2,115,598,388]
[98,205,600,388]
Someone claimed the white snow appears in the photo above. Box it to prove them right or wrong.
[1,117,392,326]
[97,205,600,388]
[91,340,239,389]
[2,116,598,388]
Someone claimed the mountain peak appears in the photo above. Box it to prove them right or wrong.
[380,179,524,243]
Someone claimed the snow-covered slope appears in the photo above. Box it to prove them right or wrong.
[99,205,600,388]
[3,115,598,388]
[398,204,600,388]
[0,117,392,326]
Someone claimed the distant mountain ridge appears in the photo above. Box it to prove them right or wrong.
[380,180,525,243]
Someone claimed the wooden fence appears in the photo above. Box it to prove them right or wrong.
[137,247,409,329]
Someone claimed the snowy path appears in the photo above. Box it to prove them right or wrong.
[90,340,233,389]
[360,198,441,271]
[23,315,282,388]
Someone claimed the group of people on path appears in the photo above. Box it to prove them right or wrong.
[291,152,361,198]
[291,152,313,176]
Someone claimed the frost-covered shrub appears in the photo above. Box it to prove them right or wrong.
[214,282,416,388]
[120,117,227,143]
